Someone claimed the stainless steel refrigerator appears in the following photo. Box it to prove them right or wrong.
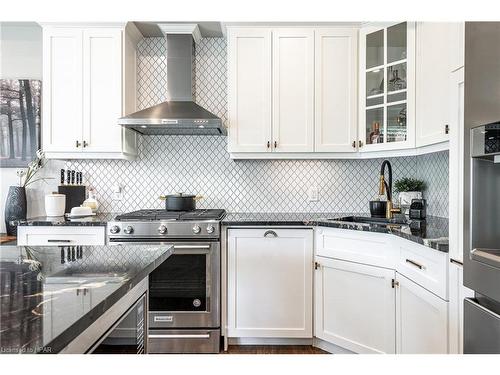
[463,22,500,353]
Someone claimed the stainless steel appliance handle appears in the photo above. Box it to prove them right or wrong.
[471,248,500,268]
[48,239,72,243]
[173,245,210,249]
[148,334,210,339]
[405,258,426,270]
[264,230,278,238]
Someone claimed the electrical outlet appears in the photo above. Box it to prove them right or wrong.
[308,187,319,202]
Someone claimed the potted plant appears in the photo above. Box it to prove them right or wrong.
[4,150,52,235]
[394,177,426,212]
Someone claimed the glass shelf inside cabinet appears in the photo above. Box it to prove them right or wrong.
[387,103,407,143]
[387,22,407,63]
[366,107,384,145]
[366,29,384,69]
[366,69,384,107]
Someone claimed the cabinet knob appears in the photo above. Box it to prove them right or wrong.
[76,140,81,148]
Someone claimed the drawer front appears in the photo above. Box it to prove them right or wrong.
[315,227,395,269]
[396,238,448,299]
[17,226,105,246]
[148,329,220,354]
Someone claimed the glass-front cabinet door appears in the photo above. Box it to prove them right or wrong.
[359,22,415,152]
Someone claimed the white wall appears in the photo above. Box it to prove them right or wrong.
[0,22,58,232]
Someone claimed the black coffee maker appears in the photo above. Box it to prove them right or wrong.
[409,198,426,220]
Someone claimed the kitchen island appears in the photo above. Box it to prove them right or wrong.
[0,244,173,354]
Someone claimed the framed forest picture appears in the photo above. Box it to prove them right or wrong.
[0,79,42,168]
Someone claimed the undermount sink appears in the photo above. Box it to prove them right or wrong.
[330,216,408,226]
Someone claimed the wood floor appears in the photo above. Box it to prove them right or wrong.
[224,345,329,354]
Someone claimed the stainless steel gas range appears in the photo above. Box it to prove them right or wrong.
[107,209,226,353]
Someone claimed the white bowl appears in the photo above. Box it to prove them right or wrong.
[70,206,93,217]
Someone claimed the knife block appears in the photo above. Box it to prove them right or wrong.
[58,185,86,213]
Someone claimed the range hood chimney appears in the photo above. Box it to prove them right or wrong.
[118,24,226,136]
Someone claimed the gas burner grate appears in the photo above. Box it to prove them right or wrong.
[115,209,226,221]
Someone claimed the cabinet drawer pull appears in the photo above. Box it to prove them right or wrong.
[405,258,425,270]
[83,140,88,148]
[75,140,81,148]
[358,140,363,148]
[47,239,72,243]
[149,334,210,339]
[267,141,270,149]
[274,140,278,148]
[264,230,278,238]
[352,140,356,148]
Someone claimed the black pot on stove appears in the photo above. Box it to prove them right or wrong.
[159,193,204,211]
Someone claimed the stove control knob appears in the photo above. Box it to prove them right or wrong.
[123,225,134,235]
[206,225,215,234]
[158,225,168,235]
[109,225,120,234]
[192,225,201,234]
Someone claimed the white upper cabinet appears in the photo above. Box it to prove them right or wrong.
[227,26,358,158]
[272,29,314,152]
[415,22,454,147]
[82,28,123,153]
[227,28,272,153]
[359,22,416,152]
[315,29,358,152]
[42,23,140,159]
[42,28,83,152]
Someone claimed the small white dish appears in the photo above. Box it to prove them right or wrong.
[65,212,97,219]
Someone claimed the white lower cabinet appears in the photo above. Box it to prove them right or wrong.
[314,257,396,353]
[227,228,313,338]
[313,227,449,354]
[395,273,448,354]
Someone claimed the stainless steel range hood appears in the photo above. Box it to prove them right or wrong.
[118,28,226,136]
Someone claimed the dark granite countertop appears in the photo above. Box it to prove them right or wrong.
[0,244,173,353]
[15,213,117,227]
[222,212,449,253]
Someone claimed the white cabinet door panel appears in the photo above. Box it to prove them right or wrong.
[82,28,123,152]
[272,29,314,152]
[416,22,452,147]
[315,28,358,152]
[228,29,272,153]
[42,28,83,152]
[227,228,313,338]
[396,273,448,353]
[315,257,396,353]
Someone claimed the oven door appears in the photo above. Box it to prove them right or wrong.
[148,241,220,329]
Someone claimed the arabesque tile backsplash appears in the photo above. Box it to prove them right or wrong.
[64,37,448,217]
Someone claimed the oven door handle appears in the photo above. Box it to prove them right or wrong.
[173,245,211,250]
[148,333,211,339]
[471,248,500,268]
